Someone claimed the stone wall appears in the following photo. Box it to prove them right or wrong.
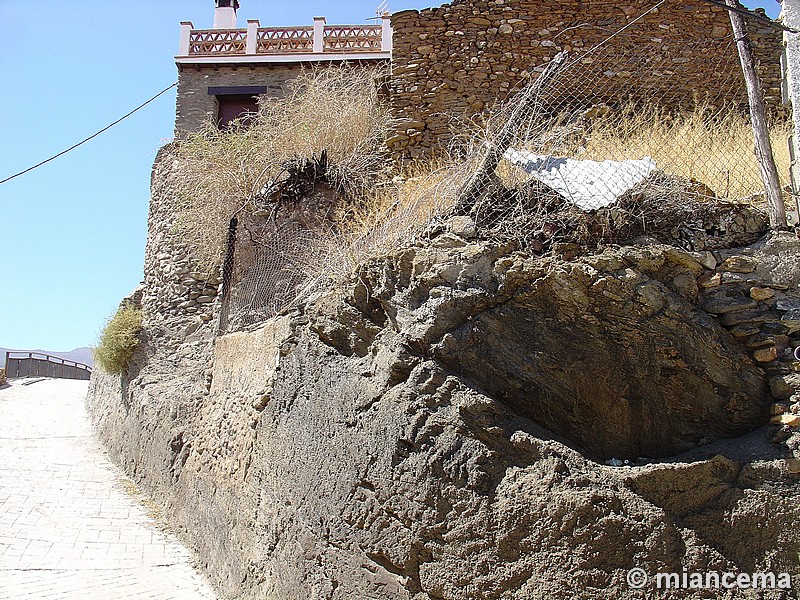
[141,147,220,334]
[387,0,783,159]
[87,139,800,599]
[175,64,299,134]
[695,235,800,435]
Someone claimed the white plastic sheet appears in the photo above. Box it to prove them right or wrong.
[504,149,657,211]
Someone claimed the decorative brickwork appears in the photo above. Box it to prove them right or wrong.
[387,0,783,159]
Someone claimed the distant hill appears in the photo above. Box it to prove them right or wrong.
[0,346,94,368]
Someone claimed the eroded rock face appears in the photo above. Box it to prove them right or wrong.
[347,241,767,460]
[87,237,800,600]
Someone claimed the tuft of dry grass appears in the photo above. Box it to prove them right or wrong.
[305,161,464,281]
[94,304,143,375]
[169,65,392,271]
[574,104,791,200]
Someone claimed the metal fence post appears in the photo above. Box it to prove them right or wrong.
[217,216,239,335]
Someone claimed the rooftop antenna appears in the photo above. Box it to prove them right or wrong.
[367,1,389,20]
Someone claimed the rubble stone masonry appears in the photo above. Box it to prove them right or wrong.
[175,64,300,134]
[387,0,783,160]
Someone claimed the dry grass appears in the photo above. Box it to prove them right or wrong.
[174,64,788,330]
[170,65,392,270]
[300,103,791,281]
[94,304,143,375]
[306,161,464,280]
[574,104,792,200]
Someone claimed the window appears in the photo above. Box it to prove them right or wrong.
[216,95,259,130]
[208,86,268,130]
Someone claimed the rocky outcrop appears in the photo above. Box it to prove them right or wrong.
[87,227,800,599]
[344,239,767,460]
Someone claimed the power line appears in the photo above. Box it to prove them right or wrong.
[0,82,178,186]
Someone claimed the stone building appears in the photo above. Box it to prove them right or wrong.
[387,0,783,159]
[174,0,392,133]
[174,0,783,159]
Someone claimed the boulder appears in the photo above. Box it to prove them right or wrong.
[359,242,768,459]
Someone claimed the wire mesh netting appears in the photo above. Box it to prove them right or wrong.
[457,32,788,214]
[218,217,326,333]
[217,3,785,334]
[446,16,785,251]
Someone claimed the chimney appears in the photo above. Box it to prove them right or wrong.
[213,0,239,29]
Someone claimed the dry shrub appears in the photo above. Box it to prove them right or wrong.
[94,304,143,375]
[469,170,768,254]
[306,161,464,281]
[170,65,392,270]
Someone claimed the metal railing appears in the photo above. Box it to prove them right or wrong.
[4,351,92,381]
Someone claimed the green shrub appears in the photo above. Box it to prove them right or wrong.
[94,304,143,375]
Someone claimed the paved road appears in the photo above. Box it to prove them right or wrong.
[0,378,217,600]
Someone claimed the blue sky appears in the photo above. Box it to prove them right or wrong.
[0,0,782,352]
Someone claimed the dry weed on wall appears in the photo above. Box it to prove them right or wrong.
[168,65,393,271]
[94,304,143,375]
[305,162,468,282]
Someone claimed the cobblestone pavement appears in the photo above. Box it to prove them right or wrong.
[0,378,217,600]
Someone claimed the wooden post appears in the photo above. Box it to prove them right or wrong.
[217,216,238,335]
[781,0,800,226]
[725,0,787,229]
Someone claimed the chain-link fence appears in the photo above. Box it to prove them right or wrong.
[218,215,327,334]
[217,3,786,335]
[447,7,786,252]
[475,34,787,207]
